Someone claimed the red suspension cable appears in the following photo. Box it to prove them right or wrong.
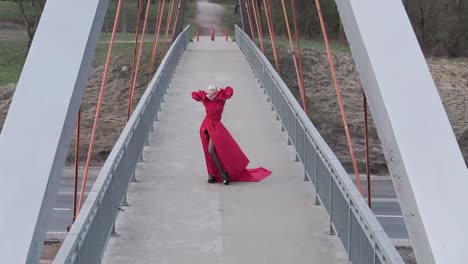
[290,0,305,98]
[364,92,371,206]
[148,0,165,84]
[280,0,307,112]
[129,0,144,98]
[127,0,153,120]
[162,0,176,57]
[263,0,280,72]
[313,0,363,194]
[253,0,265,47]
[78,0,124,213]
[245,0,257,43]
[171,0,182,41]
[250,0,265,53]
[72,109,81,223]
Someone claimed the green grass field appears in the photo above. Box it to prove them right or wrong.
[0,42,28,85]
[0,1,36,21]
[263,37,350,53]
[0,30,349,85]
[0,29,166,85]
[0,0,349,85]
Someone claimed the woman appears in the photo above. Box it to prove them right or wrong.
[192,85,271,185]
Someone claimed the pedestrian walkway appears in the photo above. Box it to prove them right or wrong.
[102,39,347,264]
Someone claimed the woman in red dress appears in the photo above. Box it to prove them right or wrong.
[192,85,271,185]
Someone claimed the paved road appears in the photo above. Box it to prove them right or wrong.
[195,0,225,35]
[351,176,409,241]
[47,167,99,235]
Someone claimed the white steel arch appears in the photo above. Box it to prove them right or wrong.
[0,0,109,262]
[334,0,468,263]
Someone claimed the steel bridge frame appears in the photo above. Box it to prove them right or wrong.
[0,0,188,262]
[237,1,468,263]
[1,0,467,263]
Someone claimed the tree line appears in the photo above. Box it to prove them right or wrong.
[3,0,467,56]
[262,0,467,57]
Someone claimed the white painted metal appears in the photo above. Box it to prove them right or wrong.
[334,0,468,263]
[0,0,109,262]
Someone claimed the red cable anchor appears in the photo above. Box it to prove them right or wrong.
[196,25,199,42]
[225,27,228,41]
[211,28,215,41]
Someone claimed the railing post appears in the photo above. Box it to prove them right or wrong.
[161,72,167,102]
[131,171,137,182]
[122,193,129,206]
[111,224,117,237]
[295,119,299,162]
[304,132,309,181]
[315,150,320,206]
[281,99,285,132]
[348,205,352,261]
[329,169,335,235]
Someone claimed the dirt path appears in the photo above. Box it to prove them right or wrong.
[194,0,225,35]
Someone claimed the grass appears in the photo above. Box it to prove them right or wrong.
[0,0,176,85]
[0,29,348,85]
[1,1,170,32]
[0,28,169,85]
[100,32,170,42]
[0,41,28,85]
[263,37,350,53]
[93,41,158,66]
[0,1,36,22]
[183,0,198,39]
[0,0,347,85]
[0,28,28,85]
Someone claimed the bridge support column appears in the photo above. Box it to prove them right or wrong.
[334,0,468,263]
[0,0,109,262]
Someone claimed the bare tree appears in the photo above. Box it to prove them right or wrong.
[11,0,45,49]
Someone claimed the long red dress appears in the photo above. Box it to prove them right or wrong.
[192,86,272,183]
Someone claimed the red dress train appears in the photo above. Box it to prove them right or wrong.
[192,86,271,183]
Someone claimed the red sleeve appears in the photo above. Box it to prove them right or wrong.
[219,86,234,100]
[192,90,206,101]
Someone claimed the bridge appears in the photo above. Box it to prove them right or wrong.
[0,1,468,264]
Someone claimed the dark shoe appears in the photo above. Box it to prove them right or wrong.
[222,172,230,185]
[208,175,216,184]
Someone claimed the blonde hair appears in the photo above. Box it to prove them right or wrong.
[207,84,218,92]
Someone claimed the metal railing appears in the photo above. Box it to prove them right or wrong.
[53,26,190,264]
[235,25,404,264]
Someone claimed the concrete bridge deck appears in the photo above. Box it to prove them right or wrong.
[102,40,347,263]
